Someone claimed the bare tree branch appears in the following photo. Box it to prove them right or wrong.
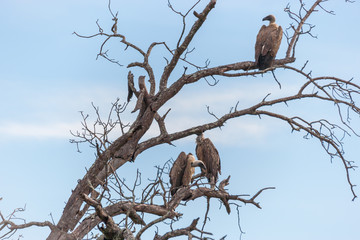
[7,0,355,239]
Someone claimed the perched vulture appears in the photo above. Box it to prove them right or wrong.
[255,14,283,70]
[195,133,221,189]
[169,152,206,196]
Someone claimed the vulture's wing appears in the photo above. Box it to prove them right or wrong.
[255,25,267,62]
[195,141,204,166]
[271,25,283,57]
[203,138,221,182]
[170,152,187,196]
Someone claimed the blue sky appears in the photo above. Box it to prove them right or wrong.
[1,0,360,239]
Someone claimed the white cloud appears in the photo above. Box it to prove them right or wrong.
[206,119,271,146]
[165,81,301,115]
[0,82,131,140]
[0,122,78,139]
[1,79,296,145]
[145,81,300,146]
[164,116,273,147]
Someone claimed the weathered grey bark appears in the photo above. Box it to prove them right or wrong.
[47,1,219,239]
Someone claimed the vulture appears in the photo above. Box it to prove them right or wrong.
[195,133,221,189]
[255,14,283,70]
[169,152,206,196]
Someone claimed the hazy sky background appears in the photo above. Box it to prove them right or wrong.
[1,0,360,239]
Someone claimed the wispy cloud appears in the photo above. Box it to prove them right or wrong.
[139,82,292,146]
[165,81,300,114]
[205,119,272,147]
[0,83,129,140]
[0,122,78,139]
[144,82,299,146]
[0,80,296,145]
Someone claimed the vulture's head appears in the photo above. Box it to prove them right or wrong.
[191,160,206,170]
[189,155,206,171]
[262,14,276,23]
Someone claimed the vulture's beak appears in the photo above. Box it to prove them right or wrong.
[262,16,270,21]
[192,160,206,170]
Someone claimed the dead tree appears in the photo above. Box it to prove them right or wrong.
[1,0,359,239]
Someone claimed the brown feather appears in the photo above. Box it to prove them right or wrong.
[195,134,221,188]
[169,153,204,197]
[169,152,187,196]
[255,18,283,70]
[255,25,266,65]
[127,81,134,102]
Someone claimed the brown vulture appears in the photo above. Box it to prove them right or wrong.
[195,133,221,189]
[255,14,283,70]
[169,152,206,196]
